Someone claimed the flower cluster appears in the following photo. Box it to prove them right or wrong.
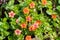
[29,20,42,31]
[0,0,60,40]
[5,0,58,40]
[13,2,42,39]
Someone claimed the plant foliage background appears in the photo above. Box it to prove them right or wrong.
[0,0,60,40]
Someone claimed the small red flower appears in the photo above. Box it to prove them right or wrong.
[20,23,27,28]
[26,16,32,22]
[35,20,42,25]
[29,2,35,8]
[25,35,32,40]
[16,19,19,23]
[8,11,15,18]
[29,26,36,31]
[14,29,22,35]
[42,0,47,5]
[23,7,29,14]
[33,23,38,28]
[51,14,57,19]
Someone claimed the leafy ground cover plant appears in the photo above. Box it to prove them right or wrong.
[0,0,60,40]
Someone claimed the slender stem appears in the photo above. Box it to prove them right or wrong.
[41,8,42,13]
[52,0,56,11]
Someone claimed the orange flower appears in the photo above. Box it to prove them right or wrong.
[14,29,22,35]
[29,26,36,31]
[29,2,35,8]
[20,23,27,28]
[25,35,32,40]
[26,16,32,22]
[29,20,42,31]
[35,20,42,25]
[23,7,29,14]
[51,14,57,19]
[42,0,47,5]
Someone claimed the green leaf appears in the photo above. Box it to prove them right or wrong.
[56,6,60,11]
[5,0,14,10]
[47,1,52,9]
[17,34,24,40]
[0,36,3,40]
[0,22,3,25]
[58,0,60,4]
[3,31,9,36]
[8,36,14,40]
[2,22,9,30]
[3,18,7,22]
[56,37,60,40]
[5,12,8,18]
[46,9,53,15]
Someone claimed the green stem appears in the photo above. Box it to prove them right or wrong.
[41,8,43,13]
